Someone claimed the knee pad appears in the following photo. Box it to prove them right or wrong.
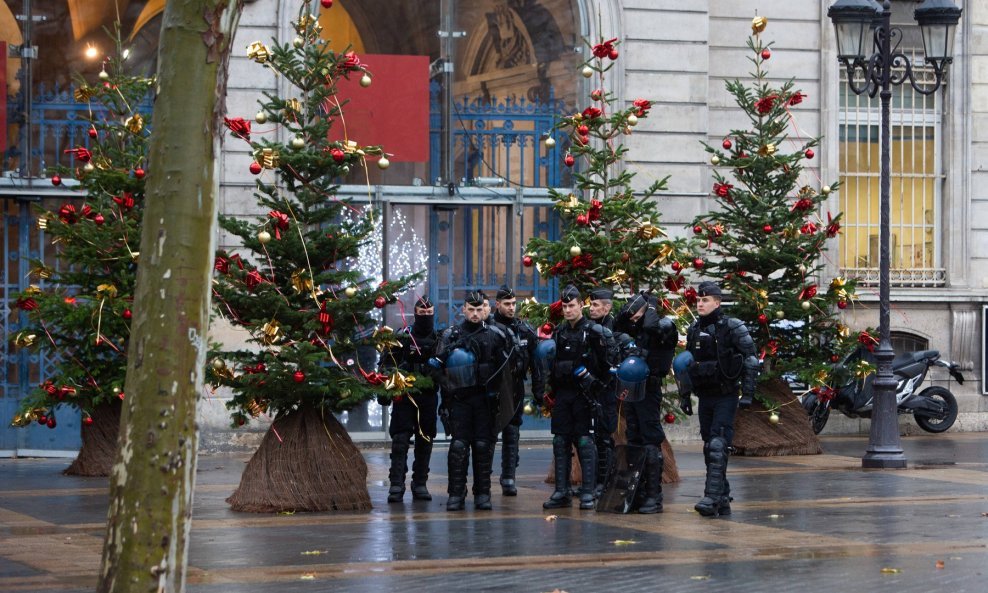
[392,432,414,445]
[577,435,594,449]
[450,439,470,455]
[709,436,728,463]
[552,434,569,448]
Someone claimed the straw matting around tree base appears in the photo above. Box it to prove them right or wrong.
[64,400,121,477]
[732,377,822,457]
[226,407,371,513]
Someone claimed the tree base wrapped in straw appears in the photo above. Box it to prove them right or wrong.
[227,406,371,513]
[732,377,821,456]
[64,400,121,477]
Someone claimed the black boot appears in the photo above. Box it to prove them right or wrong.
[695,436,729,517]
[446,439,470,511]
[411,437,433,501]
[543,435,572,509]
[576,436,597,510]
[387,434,411,503]
[499,424,521,496]
[472,440,494,510]
[719,477,733,515]
[594,436,614,498]
[637,444,664,514]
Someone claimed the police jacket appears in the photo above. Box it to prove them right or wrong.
[685,308,759,398]
[436,319,511,395]
[494,312,545,398]
[550,316,618,391]
[614,302,678,378]
[391,323,440,384]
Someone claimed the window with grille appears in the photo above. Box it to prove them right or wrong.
[836,10,946,287]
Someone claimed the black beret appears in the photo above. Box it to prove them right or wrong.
[464,290,486,306]
[697,281,723,298]
[495,285,515,300]
[588,288,613,301]
[560,285,581,303]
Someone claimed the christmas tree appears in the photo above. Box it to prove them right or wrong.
[9,37,151,476]
[208,4,423,512]
[520,35,697,482]
[694,16,860,453]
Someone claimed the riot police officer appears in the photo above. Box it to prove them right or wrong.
[382,296,440,503]
[676,281,759,517]
[613,291,678,514]
[435,290,512,511]
[541,285,618,510]
[587,288,619,497]
[493,285,544,496]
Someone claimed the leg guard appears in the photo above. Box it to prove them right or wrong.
[411,437,433,501]
[695,436,729,517]
[472,440,494,510]
[387,434,411,503]
[543,435,572,509]
[594,436,615,498]
[576,436,598,510]
[499,424,521,496]
[637,444,664,514]
[446,439,470,511]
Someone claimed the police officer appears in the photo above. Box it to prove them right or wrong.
[613,291,678,514]
[541,285,618,510]
[676,281,759,517]
[587,288,619,497]
[382,296,440,503]
[493,285,544,496]
[435,290,512,511]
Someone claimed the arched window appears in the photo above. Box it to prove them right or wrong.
[890,331,929,355]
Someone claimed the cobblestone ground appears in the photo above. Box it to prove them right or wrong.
[2,433,987,593]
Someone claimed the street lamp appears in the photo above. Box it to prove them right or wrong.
[827,0,961,469]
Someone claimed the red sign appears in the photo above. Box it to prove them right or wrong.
[330,54,429,163]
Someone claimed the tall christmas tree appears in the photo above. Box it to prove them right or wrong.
[694,16,860,453]
[208,4,422,512]
[9,37,151,476]
[521,35,697,482]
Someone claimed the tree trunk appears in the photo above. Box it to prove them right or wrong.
[732,377,822,456]
[98,2,243,592]
[226,407,372,513]
[64,400,121,477]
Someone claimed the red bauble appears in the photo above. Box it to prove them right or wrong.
[577,125,589,135]
[693,258,705,269]
[540,322,553,335]
[608,49,619,60]
[722,138,732,150]
[83,416,94,426]
[331,148,346,162]
[563,154,575,167]
[522,255,533,267]
[837,300,848,310]
[321,0,333,7]
[758,313,768,324]
[122,309,132,320]
[134,168,145,179]
[37,415,47,425]
[763,224,773,233]
[590,89,603,101]
[293,370,305,383]
[761,49,771,60]
[664,412,676,424]
[249,161,262,175]
[374,296,387,309]
[693,225,703,235]
[51,175,61,186]
[805,149,815,159]
[671,261,682,272]
[831,355,840,363]
[88,128,98,139]
[94,213,105,226]
[621,252,630,262]
[118,391,125,400]
[46,417,56,429]
[576,214,589,226]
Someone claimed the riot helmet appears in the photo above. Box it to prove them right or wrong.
[615,355,649,402]
[445,347,477,390]
[534,339,556,378]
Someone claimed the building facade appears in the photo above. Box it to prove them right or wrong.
[2,0,986,453]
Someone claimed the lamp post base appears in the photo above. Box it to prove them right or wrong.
[862,446,907,469]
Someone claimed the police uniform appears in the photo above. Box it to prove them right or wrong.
[614,291,678,514]
[681,281,759,517]
[382,297,439,503]
[542,285,618,510]
[587,288,619,497]
[492,285,544,497]
[435,291,512,511]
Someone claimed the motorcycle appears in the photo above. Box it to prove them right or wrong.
[801,347,964,434]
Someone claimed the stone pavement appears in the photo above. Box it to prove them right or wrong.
[2,433,987,593]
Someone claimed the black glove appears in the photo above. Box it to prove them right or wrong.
[738,393,753,410]
[573,366,598,391]
[377,395,391,406]
[679,394,693,416]
[438,403,451,436]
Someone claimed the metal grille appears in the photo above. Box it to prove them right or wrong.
[837,50,945,287]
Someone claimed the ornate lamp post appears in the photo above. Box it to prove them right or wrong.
[827,0,961,469]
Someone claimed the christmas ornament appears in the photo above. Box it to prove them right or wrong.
[99,69,109,80]
[249,161,262,175]
[752,16,768,34]
[590,89,603,101]
[523,402,534,415]
[121,308,132,320]
[290,136,305,149]
[763,224,773,233]
[798,264,807,274]
[540,322,553,335]
[544,136,556,148]
[758,313,768,324]
[801,301,811,311]
[759,143,777,156]
[374,296,387,309]
[331,148,345,162]
[344,286,357,297]
[47,417,56,429]
[577,125,589,135]
[88,127,98,139]
[608,49,619,60]
[126,114,144,134]
[637,222,665,239]
[664,412,676,424]
[775,310,785,319]
[321,0,333,8]
[293,370,305,383]
[564,154,575,167]
[805,149,815,159]
[761,48,771,60]
[693,225,703,234]
[293,36,304,48]
[822,185,831,194]
[768,412,780,425]
[360,73,372,87]
[83,162,95,173]
[838,300,848,310]
[671,261,682,272]
[94,213,105,225]
[693,258,705,269]
[603,269,628,285]
[259,147,280,168]
[576,214,589,226]
[83,416,94,427]
[255,111,268,124]
[722,138,732,150]
[377,156,390,170]
[257,230,272,244]
[134,168,145,179]
[522,255,533,267]
[627,114,638,126]
[710,155,720,165]
[246,42,271,63]
[51,175,61,186]
[581,66,594,78]
[569,245,582,257]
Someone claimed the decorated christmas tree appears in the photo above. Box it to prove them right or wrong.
[694,16,860,453]
[207,4,422,512]
[521,35,697,482]
[9,38,151,476]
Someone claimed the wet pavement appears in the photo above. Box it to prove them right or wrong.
[2,433,987,593]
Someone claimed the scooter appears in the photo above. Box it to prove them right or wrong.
[801,347,964,434]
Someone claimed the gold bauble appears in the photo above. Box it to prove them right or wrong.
[581,65,594,78]
[360,73,372,87]
[377,156,391,170]
[798,264,807,274]
[710,155,720,165]
[344,286,357,297]
[83,162,95,172]
[775,310,785,319]
[293,36,304,48]
[627,114,638,127]
[99,70,109,81]
[523,403,534,415]
[822,185,831,194]
[768,412,780,425]
[801,300,811,311]
[255,111,268,124]
[257,230,272,244]
[570,245,582,257]
[212,359,226,370]
[544,136,556,148]
[290,136,305,149]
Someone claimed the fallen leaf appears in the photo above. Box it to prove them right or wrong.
[981,512,988,517]
[279,510,296,516]
[935,560,945,569]
[690,575,711,581]
[300,573,315,580]
[880,567,901,574]
[768,514,783,519]
[301,550,327,556]
[611,539,638,546]
[544,515,558,522]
